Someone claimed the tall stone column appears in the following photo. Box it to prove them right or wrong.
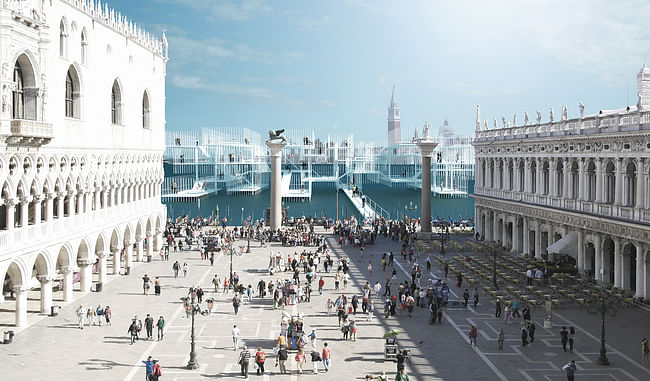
[522,218,529,255]
[57,191,65,218]
[266,140,287,231]
[534,222,542,260]
[125,241,134,269]
[512,216,519,253]
[38,275,53,313]
[14,286,29,327]
[135,238,144,262]
[578,159,585,201]
[636,162,645,209]
[563,158,570,198]
[577,230,585,274]
[416,135,438,233]
[613,237,622,288]
[97,251,108,284]
[33,196,42,225]
[595,236,603,283]
[45,193,54,222]
[614,158,623,206]
[20,198,29,227]
[79,260,93,293]
[5,199,15,231]
[492,212,498,242]
[635,243,645,298]
[501,216,508,248]
[112,247,121,275]
[595,159,603,203]
[146,234,153,258]
[61,267,74,302]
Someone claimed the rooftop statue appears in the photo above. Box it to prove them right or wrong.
[579,101,585,118]
[549,108,555,123]
[484,120,488,130]
[536,111,542,124]
[512,114,517,127]
[524,112,529,125]
[268,129,287,143]
[423,122,431,138]
[501,116,507,128]
[562,105,568,121]
[493,118,498,129]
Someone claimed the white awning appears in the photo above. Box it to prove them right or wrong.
[547,231,578,255]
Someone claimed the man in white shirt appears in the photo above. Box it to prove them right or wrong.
[373,281,382,297]
[526,269,533,286]
[232,324,241,351]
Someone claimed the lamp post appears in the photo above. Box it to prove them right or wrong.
[588,290,617,365]
[184,295,208,369]
[228,243,243,290]
[241,207,244,226]
[246,223,251,253]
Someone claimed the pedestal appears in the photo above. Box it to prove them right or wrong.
[416,138,438,233]
[266,140,287,231]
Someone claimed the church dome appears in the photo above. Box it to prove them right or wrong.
[438,118,454,137]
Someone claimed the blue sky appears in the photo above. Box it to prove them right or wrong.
[111,0,650,141]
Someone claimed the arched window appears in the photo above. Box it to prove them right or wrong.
[59,20,67,57]
[570,161,579,199]
[605,161,616,204]
[81,29,88,64]
[111,80,122,125]
[518,161,524,192]
[65,71,74,117]
[65,66,81,118]
[587,161,596,201]
[142,91,150,129]
[12,62,24,119]
[624,162,636,207]
[542,161,550,195]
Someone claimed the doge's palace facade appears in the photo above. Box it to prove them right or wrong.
[472,66,650,299]
[0,0,168,326]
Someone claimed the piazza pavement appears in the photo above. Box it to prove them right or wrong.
[1,226,650,381]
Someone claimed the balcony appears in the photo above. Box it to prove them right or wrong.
[5,119,54,146]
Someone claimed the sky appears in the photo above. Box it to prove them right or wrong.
[110,0,650,142]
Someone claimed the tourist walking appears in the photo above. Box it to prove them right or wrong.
[322,342,331,372]
[512,300,521,318]
[142,274,152,295]
[521,326,528,346]
[504,304,512,324]
[310,348,321,374]
[642,337,649,364]
[141,356,158,381]
[182,262,189,278]
[395,368,410,381]
[295,349,306,375]
[104,306,112,326]
[560,326,569,352]
[254,347,266,375]
[568,326,576,352]
[233,294,241,315]
[497,328,504,351]
[157,316,165,341]
[154,277,161,296]
[495,299,502,317]
[473,288,479,307]
[144,314,154,340]
[463,289,470,307]
[528,322,536,343]
[238,346,251,378]
[396,349,406,372]
[562,360,576,381]
[469,324,478,346]
[128,319,139,345]
[232,325,240,351]
[76,304,86,329]
[172,261,180,278]
[213,275,220,292]
[87,305,96,326]
[276,346,288,374]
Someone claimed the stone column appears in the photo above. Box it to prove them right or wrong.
[535,160,542,195]
[577,230,585,275]
[614,158,623,206]
[57,191,65,218]
[266,140,287,231]
[79,259,93,293]
[97,251,108,284]
[492,212,498,242]
[595,159,603,203]
[5,199,15,231]
[416,138,438,233]
[124,241,134,269]
[522,218,529,255]
[512,216,519,253]
[595,237,603,283]
[38,275,53,314]
[13,286,29,327]
[45,193,54,222]
[135,238,143,262]
[578,159,585,201]
[524,158,531,193]
[474,206,481,237]
[636,161,645,209]
[112,247,121,275]
[33,195,42,225]
[635,243,645,298]
[549,158,556,196]
[563,158,570,198]
[613,237,622,288]
[534,222,542,260]
[146,234,153,258]
[501,216,508,248]
[155,231,164,252]
[20,197,29,227]
[61,267,74,302]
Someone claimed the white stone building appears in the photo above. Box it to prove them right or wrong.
[472,66,650,299]
[0,0,168,327]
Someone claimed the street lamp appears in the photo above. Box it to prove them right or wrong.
[588,290,618,365]
[241,207,244,226]
[246,223,251,253]
[183,295,209,369]
[227,243,243,290]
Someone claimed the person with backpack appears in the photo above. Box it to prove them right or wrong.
[151,362,162,381]
[562,360,576,381]
[233,294,241,315]
[276,345,288,374]
[642,337,649,364]
[254,347,266,375]
[238,346,251,378]
[172,261,180,278]
[141,356,158,381]
[128,319,139,345]
[310,348,321,374]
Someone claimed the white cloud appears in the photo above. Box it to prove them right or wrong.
[156,0,271,21]
[170,75,275,98]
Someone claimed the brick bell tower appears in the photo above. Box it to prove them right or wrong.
[387,85,401,145]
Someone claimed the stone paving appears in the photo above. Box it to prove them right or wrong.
[2,227,650,381]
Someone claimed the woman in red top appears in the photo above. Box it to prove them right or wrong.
[255,347,266,375]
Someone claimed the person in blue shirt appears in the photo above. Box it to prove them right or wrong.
[562,360,576,381]
[142,356,158,381]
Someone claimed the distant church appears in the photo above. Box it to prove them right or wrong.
[387,86,401,145]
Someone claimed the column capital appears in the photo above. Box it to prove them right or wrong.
[37,275,53,283]
[59,266,75,274]
[57,191,66,198]
[96,251,109,258]
[19,196,30,204]
[12,285,31,293]
[78,258,95,266]
[126,240,136,246]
